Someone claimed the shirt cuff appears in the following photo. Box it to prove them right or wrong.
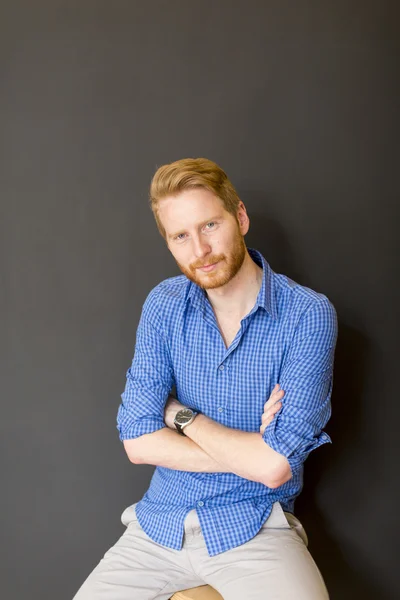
[117,416,167,441]
[263,420,332,475]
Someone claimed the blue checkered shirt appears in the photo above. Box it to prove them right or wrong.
[117,247,338,556]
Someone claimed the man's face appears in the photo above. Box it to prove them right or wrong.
[158,188,248,290]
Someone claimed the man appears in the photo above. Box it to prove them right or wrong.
[73,157,338,599]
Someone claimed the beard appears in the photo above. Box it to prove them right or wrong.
[174,226,247,290]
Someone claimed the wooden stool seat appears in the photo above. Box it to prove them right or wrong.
[171,584,223,599]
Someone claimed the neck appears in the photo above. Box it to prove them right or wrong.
[205,251,263,317]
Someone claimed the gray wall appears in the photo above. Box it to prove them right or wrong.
[1,2,399,599]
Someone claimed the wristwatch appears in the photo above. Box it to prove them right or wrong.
[174,407,199,435]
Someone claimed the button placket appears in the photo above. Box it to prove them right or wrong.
[215,359,230,413]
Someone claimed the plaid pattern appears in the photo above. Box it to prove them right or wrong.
[117,247,338,556]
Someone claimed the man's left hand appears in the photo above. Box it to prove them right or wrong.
[164,396,185,430]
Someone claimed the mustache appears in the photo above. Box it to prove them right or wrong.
[191,255,224,269]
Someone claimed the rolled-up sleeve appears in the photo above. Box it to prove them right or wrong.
[116,292,175,441]
[263,296,338,476]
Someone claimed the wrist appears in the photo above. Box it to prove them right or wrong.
[182,413,207,439]
[174,407,200,436]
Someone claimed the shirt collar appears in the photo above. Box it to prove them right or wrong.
[185,246,278,321]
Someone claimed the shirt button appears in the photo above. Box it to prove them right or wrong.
[198,501,204,507]
[218,407,223,413]
[219,365,225,370]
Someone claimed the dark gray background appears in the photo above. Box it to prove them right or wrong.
[1,1,399,599]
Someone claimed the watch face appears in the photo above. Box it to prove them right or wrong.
[177,409,193,424]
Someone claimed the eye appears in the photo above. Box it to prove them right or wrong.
[205,222,216,230]
[174,233,187,241]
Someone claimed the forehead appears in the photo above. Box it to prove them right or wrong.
[159,188,227,234]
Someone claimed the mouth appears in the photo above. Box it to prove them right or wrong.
[197,261,219,272]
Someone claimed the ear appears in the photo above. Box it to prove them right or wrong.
[236,202,250,235]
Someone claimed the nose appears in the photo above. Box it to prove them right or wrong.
[192,235,211,259]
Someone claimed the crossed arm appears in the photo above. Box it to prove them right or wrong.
[118,296,338,490]
[122,385,287,488]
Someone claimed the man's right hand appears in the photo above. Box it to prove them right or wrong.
[260,384,285,434]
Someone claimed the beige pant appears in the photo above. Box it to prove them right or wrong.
[73,501,329,599]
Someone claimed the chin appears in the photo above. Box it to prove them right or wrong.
[197,270,235,290]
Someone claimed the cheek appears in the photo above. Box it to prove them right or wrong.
[217,232,234,250]
[171,246,190,265]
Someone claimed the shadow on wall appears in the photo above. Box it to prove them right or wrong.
[245,205,383,600]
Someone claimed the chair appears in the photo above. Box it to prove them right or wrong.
[171,584,223,599]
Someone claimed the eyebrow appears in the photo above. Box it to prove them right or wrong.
[168,214,223,240]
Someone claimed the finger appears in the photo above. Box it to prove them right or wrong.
[260,404,281,432]
[263,394,284,413]
[261,403,280,420]
[269,384,280,400]
[262,401,281,422]
[272,399,282,411]
[268,386,284,404]
[264,389,284,411]
[272,386,284,400]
